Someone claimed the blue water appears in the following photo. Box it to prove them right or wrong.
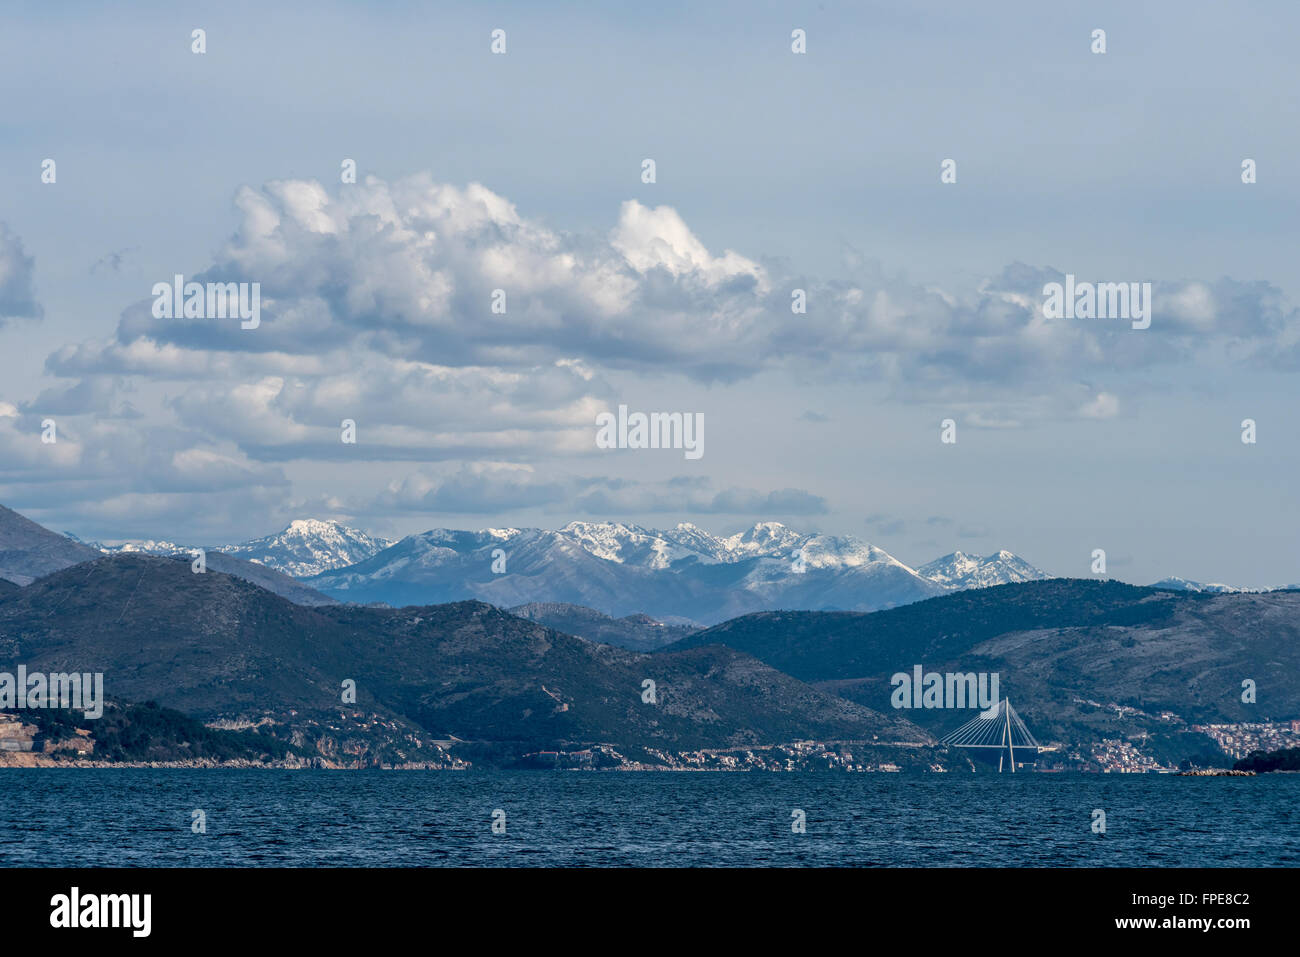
[2,770,1295,867]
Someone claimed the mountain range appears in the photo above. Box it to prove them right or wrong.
[16,506,1300,630]
[64,531,337,608]
[664,579,1300,750]
[78,519,391,578]
[0,502,1295,768]
[0,553,926,761]
[73,517,1049,624]
[298,522,1052,624]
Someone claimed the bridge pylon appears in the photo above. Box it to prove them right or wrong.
[940,697,1041,772]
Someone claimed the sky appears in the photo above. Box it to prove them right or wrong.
[1,0,1298,587]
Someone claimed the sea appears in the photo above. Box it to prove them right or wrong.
[2,770,1296,867]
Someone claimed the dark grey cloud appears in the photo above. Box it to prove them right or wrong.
[373,466,827,519]
[865,513,906,536]
[20,378,134,417]
[376,465,571,514]
[91,246,138,275]
[0,223,43,322]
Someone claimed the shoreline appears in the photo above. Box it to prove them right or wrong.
[0,760,1283,774]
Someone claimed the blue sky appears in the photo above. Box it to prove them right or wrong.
[1,0,1298,586]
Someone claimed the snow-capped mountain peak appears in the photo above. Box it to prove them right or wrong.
[558,521,717,568]
[792,534,911,571]
[917,550,1047,589]
[720,522,805,558]
[220,520,393,578]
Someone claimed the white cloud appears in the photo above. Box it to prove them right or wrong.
[610,200,768,290]
[1079,391,1121,419]
[8,174,1300,532]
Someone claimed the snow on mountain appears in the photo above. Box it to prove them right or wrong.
[77,518,1052,618]
[719,521,807,561]
[1149,577,1254,594]
[220,520,393,577]
[552,521,915,572]
[41,511,1295,622]
[791,534,910,571]
[559,521,716,568]
[658,522,733,562]
[306,525,699,615]
[88,520,392,578]
[6,509,334,606]
[95,540,192,558]
[304,520,945,623]
[917,550,1047,589]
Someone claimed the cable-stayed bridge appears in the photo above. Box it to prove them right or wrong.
[940,698,1041,772]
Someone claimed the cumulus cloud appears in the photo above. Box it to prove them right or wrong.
[9,172,1300,532]
[83,176,773,378]
[0,403,287,510]
[609,200,768,291]
[76,176,1287,386]
[163,359,603,462]
[49,174,1300,415]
